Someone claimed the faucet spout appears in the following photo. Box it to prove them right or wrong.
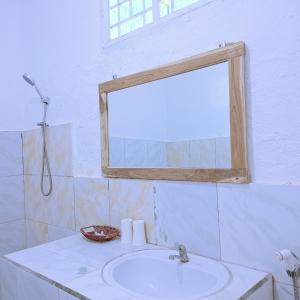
[169,244,189,263]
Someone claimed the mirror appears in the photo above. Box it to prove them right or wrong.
[108,62,231,169]
[100,42,249,183]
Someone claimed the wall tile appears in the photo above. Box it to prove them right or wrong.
[154,181,220,259]
[166,141,189,167]
[17,267,60,300]
[109,137,125,167]
[274,282,300,300]
[26,220,48,248]
[109,179,156,243]
[22,127,43,175]
[64,270,132,300]
[0,220,26,255]
[48,225,75,242]
[0,257,19,300]
[146,140,167,167]
[24,175,47,223]
[74,177,109,230]
[0,176,24,223]
[0,131,23,177]
[189,139,216,168]
[215,137,231,168]
[25,175,75,230]
[246,276,273,300]
[23,123,73,176]
[124,139,147,167]
[218,183,300,287]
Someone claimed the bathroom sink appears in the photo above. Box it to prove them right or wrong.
[102,249,230,300]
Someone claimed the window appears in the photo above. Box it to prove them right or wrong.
[159,0,199,17]
[109,0,153,40]
[108,0,203,40]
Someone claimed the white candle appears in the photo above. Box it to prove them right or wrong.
[121,218,133,244]
[133,220,146,246]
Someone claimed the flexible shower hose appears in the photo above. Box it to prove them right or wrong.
[40,104,53,196]
[292,273,300,300]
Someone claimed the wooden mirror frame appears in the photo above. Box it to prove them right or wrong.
[99,42,249,183]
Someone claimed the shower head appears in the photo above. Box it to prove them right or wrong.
[22,73,50,104]
[23,73,35,86]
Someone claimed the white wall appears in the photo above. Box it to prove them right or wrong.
[0,0,28,130]
[17,0,300,182]
[1,2,300,296]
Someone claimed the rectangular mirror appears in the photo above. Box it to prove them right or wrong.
[99,42,249,183]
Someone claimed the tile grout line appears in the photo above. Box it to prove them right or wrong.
[0,218,26,226]
[21,131,28,249]
[72,176,77,232]
[152,182,158,245]
[0,174,24,178]
[108,179,112,226]
[216,183,222,260]
[2,256,90,300]
[25,217,75,232]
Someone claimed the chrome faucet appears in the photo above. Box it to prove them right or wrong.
[169,244,189,263]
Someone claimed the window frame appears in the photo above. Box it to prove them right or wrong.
[102,0,218,46]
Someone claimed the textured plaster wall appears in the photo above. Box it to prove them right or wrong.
[0,0,29,130]
[2,2,300,297]
[19,0,300,183]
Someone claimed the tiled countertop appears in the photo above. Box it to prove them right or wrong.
[3,234,271,300]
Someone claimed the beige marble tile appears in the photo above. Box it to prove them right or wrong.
[22,127,43,175]
[24,175,47,223]
[17,267,60,300]
[0,220,26,255]
[23,123,73,176]
[0,257,19,300]
[154,181,220,259]
[0,175,24,223]
[146,140,167,167]
[74,177,109,230]
[274,282,300,300]
[47,124,73,176]
[124,138,147,167]
[109,137,125,167]
[166,141,189,167]
[48,225,75,242]
[109,179,156,243]
[216,136,231,168]
[26,220,48,248]
[189,138,216,168]
[218,183,300,287]
[24,175,75,230]
[0,131,23,177]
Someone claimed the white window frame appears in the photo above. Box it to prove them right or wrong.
[102,0,218,47]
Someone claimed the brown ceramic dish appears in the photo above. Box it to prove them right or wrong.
[80,225,120,242]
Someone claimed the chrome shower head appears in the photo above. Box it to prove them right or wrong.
[22,73,49,104]
[23,73,35,86]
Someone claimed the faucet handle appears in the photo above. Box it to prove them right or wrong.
[174,243,186,251]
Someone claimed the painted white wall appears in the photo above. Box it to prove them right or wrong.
[0,0,29,130]
[6,0,300,183]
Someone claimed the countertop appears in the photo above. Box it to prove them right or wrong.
[3,234,271,300]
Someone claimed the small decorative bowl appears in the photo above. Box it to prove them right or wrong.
[80,225,120,242]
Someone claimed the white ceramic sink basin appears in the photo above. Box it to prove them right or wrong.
[102,249,230,300]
